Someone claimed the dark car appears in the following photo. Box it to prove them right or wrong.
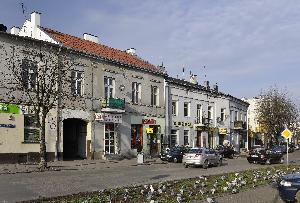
[247,147,284,165]
[278,172,300,202]
[160,148,171,161]
[215,145,235,159]
[160,146,190,163]
[272,145,287,154]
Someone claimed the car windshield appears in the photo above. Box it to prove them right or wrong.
[187,148,202,153]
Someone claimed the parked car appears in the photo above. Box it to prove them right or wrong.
[247,147,284,165]
[215,145,235,159]
[160,146,190,163]
[182,148,222,169]
[278,172,300,202]
[272,145,286,154]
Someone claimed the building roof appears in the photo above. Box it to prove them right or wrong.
[41,27,163,74]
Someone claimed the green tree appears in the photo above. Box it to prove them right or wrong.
[256,86,299,148]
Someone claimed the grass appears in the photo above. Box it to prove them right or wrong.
[22,165,299,203]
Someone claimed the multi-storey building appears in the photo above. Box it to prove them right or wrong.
[166,75,249,151]
[0,12,166,163]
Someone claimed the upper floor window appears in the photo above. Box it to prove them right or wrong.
[184,102,190,117]
[172,101,178,116]
[71,70,84,96]
[132,82,141,104]
[196,104,202,123]
[208,106,213,120]
[220,108,225,121]
[230,110,234,122]
[235,111,238,121]
[151,86,159,106]
[104,77,115,98]
[21,60,37,90]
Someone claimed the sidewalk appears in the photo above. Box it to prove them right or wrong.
[0,157,163,175]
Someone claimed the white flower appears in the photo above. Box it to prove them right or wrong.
[223,187,228,192]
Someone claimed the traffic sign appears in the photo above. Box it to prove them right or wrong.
[281,128,292,139]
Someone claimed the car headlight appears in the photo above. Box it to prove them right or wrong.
[280,180,292,187]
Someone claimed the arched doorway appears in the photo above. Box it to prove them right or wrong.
[63,118,87,160]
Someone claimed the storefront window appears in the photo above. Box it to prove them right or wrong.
[105,123,115,154]
[184,130,189,146]
[170,129,178,147]
[131,124,143,152]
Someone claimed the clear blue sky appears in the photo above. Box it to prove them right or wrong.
[2,0,300,106]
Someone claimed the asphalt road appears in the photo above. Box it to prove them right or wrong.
[1,151,300,202]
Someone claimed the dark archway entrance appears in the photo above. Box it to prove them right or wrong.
[63,118,87,160]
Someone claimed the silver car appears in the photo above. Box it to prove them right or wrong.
[182,147,222,169]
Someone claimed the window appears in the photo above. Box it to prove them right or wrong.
[104,77,115,98]
[172,101,178,116]
[184,102,190,117]
[196,104,202,123]
[235,111,238,121]
[170,130,178,147]
[132,82,141,104]
[208,106,213,120]
[24,114,39,143]
[220,108,225,121]
[151,86,159,106]
[184,130,189,146]
[21,60,37,90]
[71,70,84,96]
[230,110,234,122]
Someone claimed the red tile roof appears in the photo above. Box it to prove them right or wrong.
[42,27,162,73]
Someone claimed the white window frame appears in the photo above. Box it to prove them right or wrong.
[183,130,189,146]
[151,86,159,106]
[208,106,213,120]
[170,129,178,147]
[196,104,202,123]
[172,101,178,116]
[220,108,225,121]
[72,70,84,96]
[184,102,190,117]
[132,82,141,104]
[104,76,115,99]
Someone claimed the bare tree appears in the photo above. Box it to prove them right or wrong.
[1,40,74,170]
[256,86,299,148]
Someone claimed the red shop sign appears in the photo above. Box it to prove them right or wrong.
[142,119,156,125]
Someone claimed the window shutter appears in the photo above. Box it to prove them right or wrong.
[71,71,76,95]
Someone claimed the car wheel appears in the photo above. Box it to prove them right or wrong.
[280,157,284,164]
[203,160,209,169]
[295,190,300,202]
[173,157,178,163]
[265,159,271,165]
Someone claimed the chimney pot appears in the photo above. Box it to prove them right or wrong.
[204,81,210,89]
[83,33,99,43]
[126,48,136,55]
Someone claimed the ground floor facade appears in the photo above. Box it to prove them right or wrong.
[0,104,165,163]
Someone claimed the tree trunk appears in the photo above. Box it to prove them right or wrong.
[39,114,48,170]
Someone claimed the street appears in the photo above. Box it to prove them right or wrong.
[1,151,300,202]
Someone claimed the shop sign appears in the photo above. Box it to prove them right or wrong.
[142,119,156,125]
[104,113,122,123]
[0,104,20,114]
[0,124,16,128]
[95,113,104,121]
[195,126,205,131]
[219,128,227,135]
[173,121,193,128]
[146,128,154,134]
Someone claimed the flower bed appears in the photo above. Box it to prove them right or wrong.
[23,165,300,203]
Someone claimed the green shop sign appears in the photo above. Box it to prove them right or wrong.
[0,104,20,114]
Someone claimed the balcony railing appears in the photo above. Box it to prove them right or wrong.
[101,98,125,111]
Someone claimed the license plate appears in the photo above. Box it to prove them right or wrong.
[251,155,258,157]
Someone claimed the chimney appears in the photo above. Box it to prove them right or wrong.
[126,48,136,55]
[204,80,210,90]
[213,83,218,92]
[189,74,198,84]
[10,26,20,35]
[31,11,41,27]
[83,33,99,43]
